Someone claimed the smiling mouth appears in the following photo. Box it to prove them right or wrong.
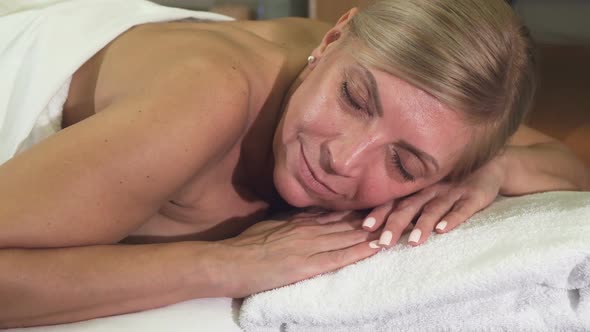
[299,143,339,197]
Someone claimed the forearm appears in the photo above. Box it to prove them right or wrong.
[0,241,225,328]
[496,143,590,196]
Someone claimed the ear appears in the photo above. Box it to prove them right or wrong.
[309,8,359,64]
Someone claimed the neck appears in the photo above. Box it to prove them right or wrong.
[235,45,312,213]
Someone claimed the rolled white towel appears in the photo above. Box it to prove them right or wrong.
[239,191,590,332]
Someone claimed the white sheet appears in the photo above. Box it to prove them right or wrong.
[0,0,232,164]
[6,298,243,332]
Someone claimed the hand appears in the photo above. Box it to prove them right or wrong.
[216,211,380,298]
[362,159,505,247]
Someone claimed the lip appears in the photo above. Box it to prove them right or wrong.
[299,143,339,197]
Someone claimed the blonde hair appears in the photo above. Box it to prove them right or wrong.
[348,0,536,180]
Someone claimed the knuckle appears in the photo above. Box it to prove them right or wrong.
[421,187,438,196]
[415,214,438,229]
[384,217,409,233]
[331,231,367,246]
[471,193,491,207]
[461,187,478,198]
[452,198,469,210]
[421,202,443,215]
[344,218,364,230]
[395,199,415,211]
[373,200,395,212]
[332,249,349,264]
[291,225,315,236]
[351,230,370,242]
[448,187,466,199]
[443,214,462,226]
[457,194,478,209]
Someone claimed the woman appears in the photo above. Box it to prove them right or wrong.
[0,0,588,327]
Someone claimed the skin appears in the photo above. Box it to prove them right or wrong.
[0,8,588,328]
[273,43,470,210]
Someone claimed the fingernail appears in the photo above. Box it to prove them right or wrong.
[369,240,380,249]
[408,229,422,244]
[435,220,448,231]
[378,231,392,246]
[362,217,376,229]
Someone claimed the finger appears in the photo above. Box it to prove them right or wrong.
[403,223,413,233]
[435,196,483,233]
[315,210,357,224]
[307,239,381,276]
[314,229,378,252]
[290,210,330,222]
[408,192,461,246]
[289,218,366,236]
[378,192,436,247]
[361,202,394,232]
[238,220,287,236]
[377,214,412,248]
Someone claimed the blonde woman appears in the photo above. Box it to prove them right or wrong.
[0,0,588,327]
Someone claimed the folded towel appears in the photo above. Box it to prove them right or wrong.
[239,191,590,331]
[0,0,232,164]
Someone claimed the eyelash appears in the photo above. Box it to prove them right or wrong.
[392,150,416,182]
[341,81,370,116]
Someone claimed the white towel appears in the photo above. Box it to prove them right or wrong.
[239,191,590,331]
[0,0,232,164]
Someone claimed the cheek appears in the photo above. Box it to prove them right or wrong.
[355,181,399,207]
[298,96,336,130]
[286,79,345,134]
[354,176,435,208]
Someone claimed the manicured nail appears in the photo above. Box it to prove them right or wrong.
[378,231,392,246]
[369,240,380,249]
[408,229,422,244]
[363,217,376,229]
[436,220,448,231]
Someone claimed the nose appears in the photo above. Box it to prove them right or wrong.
[320,134,381,178]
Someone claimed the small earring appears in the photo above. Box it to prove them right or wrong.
[307,55,316,65]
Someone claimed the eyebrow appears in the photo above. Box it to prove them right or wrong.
[352,65,384,117]
[395,140,440,173]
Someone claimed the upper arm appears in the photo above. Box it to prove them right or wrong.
[0,61,251,248]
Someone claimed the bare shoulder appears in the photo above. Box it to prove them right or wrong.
[508,125,559,146]
[82,19,313,115]
[234,17,331,49]
[0,49,253,248]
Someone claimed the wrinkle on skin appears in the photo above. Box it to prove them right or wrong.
[272,45,471,211]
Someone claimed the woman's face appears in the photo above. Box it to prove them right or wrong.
[272,45,471,210]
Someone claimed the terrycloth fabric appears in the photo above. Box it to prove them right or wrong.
[239,191,590,332]
[0,0,232,164]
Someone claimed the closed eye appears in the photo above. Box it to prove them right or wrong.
[341,81,371,118]
[342,81,362,110]
[391,149,416,182]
